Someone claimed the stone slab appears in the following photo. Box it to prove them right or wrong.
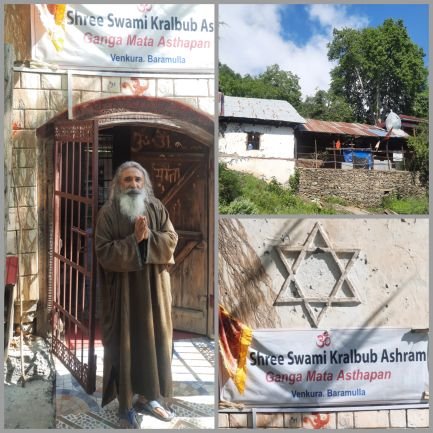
[102,76,121,93]
[13,89,50,110]
[174,79,209,96]
[389,409,406,428]
[337,411,354,429]
[20,72,41,89]
[407,409,429,427]
[354,410,389,428]
[284,412,303,428]
[256,413,284,428]
[12,130,37,148]
[157,79,174,97]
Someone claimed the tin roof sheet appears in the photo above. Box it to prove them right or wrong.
[220,95,306,124]
[378,114,427,129]
[299,119,409,138]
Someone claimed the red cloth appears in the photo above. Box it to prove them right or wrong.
[5,256,18,285]
[218,305,252,394]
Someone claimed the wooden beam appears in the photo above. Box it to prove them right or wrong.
[314,138,318,168]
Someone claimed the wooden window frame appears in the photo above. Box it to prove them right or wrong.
[246,132,261,150]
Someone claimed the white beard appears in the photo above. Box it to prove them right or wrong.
[119,190,146,221]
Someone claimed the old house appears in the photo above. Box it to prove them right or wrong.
[295,118,410,170]
[219,95,306,185]
[218,93,425,206]
[3,3,215,397]
[378,114,427,136]
[294,118,426,207]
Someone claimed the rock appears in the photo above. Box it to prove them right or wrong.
[3,336,56,428]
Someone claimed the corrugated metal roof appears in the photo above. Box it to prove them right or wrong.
[299,119,409,138]
[220,95,306,124]
[398,114,426,122]
[378,114,427,129]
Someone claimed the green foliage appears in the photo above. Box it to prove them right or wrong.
[300,89,356,122]
[219,63,245,97]
[382,194,428,214]
[322,195,348,206]
[328,19,428,123]
[407,122,429,186]
[413,89,429,119]
[288,169,300,193]
[219,63,302,109]
[218,164,337,215]
[219,165,428,215]
[219,162,242,205]
[220,197,259,215]
[257,65,303,110]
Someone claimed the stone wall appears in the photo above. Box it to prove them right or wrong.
[298,168,426,207]
[218,408,429,429]
[6,68,214,332]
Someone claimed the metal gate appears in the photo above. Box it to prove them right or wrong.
[52,120,98,393]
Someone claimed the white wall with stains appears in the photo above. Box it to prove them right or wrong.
[221,218,428,329]
[219,122,296,184]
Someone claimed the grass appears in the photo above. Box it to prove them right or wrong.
[219,164,339,215]
[219,164,429,215]
[380,195,429,214]
[322,195,348,206]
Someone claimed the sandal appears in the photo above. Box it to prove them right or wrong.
[136,399,174,422]
[119,408,141,429]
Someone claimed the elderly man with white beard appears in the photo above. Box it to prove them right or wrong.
[95,161,178,427]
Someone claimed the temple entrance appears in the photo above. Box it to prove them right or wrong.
[39,96,214,393]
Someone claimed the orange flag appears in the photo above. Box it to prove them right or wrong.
[218,305,253,394]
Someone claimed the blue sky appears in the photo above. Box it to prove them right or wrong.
[219,4,429,98]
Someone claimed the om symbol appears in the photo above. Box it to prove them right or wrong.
[137,4,152,12]
[316,331,331,348]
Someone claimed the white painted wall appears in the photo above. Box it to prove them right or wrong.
[221,218,428,329]
[219,122,296,184]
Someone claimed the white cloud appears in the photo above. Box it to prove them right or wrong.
[219,4,369,98]
[307,4,369,33]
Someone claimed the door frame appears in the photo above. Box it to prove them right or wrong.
[37,96,215,344]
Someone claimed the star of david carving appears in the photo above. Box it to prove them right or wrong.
[274,222,361,327]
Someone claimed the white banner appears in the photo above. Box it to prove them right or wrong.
[31,4,214,72]
[220,328,428,407]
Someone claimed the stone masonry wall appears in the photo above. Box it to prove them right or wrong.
[298,168,426,207]
[7,69,214,331]
[218,408,429,429]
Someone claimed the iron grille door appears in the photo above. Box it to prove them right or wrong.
[52,120,98,393]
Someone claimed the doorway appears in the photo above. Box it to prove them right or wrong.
[38,95,214,393]
[96,123,212,335]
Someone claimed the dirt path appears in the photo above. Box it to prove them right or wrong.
[332,204,372,214]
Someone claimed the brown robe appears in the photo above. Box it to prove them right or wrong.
[95,196,178,413]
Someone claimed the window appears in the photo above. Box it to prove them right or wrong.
[246,132,261,150]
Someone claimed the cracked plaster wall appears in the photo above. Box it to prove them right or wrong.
[220,218,428,329]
